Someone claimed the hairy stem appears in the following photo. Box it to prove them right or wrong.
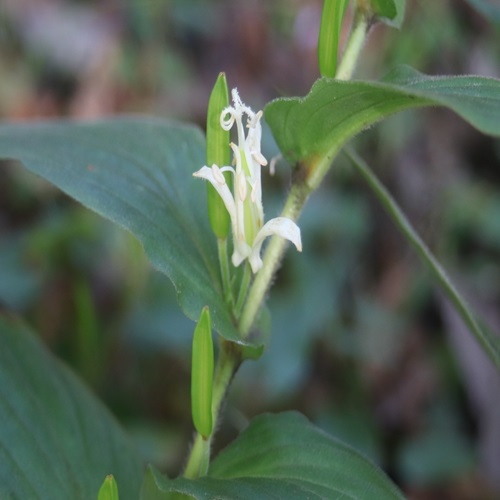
[235,262,252,317]
[239,184,309,338]
[218,238,233,306]
[237,9,371,339]
[335,7,370,81]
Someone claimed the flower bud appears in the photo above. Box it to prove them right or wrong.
[98,475,119,500]
[206,73,231,239]
[318,0,349,77]
[191,307,214,438]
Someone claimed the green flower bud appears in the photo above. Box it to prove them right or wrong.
[97,475,119,500]
[318,0,350,77]
[206,73,231,239]
[191,307,214,439]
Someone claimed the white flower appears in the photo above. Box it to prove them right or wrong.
[194,89,302,273]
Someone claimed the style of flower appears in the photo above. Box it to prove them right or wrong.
[194,89,302,273]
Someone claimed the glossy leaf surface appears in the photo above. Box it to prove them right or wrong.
[0,314,143,499]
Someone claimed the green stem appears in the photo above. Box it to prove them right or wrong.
[235,262,252,317]
[218,238,233,306]
[345,147,500,368]
[335,7,369,81]
[239,184,309,338]
[183,434,210,478]
[183,340,240,478]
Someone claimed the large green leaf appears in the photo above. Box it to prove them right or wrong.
[141,411,404,499]
[0,118,244,345]
[265,65,500,167]
[0,313,143,499]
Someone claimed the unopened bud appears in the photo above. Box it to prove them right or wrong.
[206,73,231,239]
[318,0,350,77]
[98,475,119,500]
[191,307,214,439]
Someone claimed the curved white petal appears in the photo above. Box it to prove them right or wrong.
[220,106,235,130]
[232,240,252,268]
[249,217,302,273]
[193,165,236,220]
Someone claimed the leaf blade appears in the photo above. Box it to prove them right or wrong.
[142,412,404,499]
[265,65,500,168]
[0,313,143,499]
[0,118,245,345]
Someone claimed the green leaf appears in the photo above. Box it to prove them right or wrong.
[463,0,500,24]
[0,313,143,499]
[0,118,247,346]
[265,65,500,168]
[361,0,405,28]
[141,411,404,499]
[370,0,395,18]
[318,0,350,77]
[344,148,500,370]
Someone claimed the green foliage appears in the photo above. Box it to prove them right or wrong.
[265,65,500,168]
[369,0,406,27]
[0,119,250,346]
[141,412,405,499]
[0,314,143,499]
[1,3,499,498]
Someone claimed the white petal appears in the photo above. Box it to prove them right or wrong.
[220,106,235,130]
[249,217,302,273]
[232,240,251,268]
[193,166,236,220]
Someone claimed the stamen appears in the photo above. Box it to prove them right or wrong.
[237,171,247,201]
[269,155,280,176]
[211,164,226,185]
[252,151,268,166]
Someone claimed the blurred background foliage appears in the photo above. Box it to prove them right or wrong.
[0,0,499,498]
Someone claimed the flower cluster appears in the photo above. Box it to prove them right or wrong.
[194,89,302,274]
